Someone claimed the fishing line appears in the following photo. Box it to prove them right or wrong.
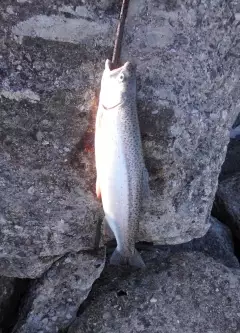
[111,0,130,69]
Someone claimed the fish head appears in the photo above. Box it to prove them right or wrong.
[99,59,136,110]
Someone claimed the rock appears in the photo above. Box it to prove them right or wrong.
[219,105,240,180]
[230,125,240,139]
[153,216,239,268]
[69,252,240,333]
[120,0,240,244]
[214,173,240,241]
[233,109,240,128]
[0,0,239,279]
[13,249,105,333]
[0,276,15,327]
[186,217,239,267]
[0,2,115,278]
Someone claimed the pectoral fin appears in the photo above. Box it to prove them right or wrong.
[96,178,101,199]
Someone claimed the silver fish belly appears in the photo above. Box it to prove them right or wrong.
[95,60,149,268]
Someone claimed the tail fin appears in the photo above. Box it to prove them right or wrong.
[110,249,145,269]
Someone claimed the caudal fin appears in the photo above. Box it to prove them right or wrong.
[110,249,145,269]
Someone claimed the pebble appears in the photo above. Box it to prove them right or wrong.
[102,312,111,320]
[6,6,14,14]
[36,131,43,141]
[150,297,157,303]
[24,53,32,62]
[33,61,43,71]
[41,119,51,126]
[27,186,35,195]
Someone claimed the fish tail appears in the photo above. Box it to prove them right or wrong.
[110,248,145,269]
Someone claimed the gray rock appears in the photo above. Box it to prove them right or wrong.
[153,216,239,268]
[69,252,240,333]
[13,249,105,333]
[0,276,15,327]
[219,106,240,180]
[0,2,114,278]
[214,173,240,240]
[233,110,240,128]
[121,0,240,244]
[230,125,240,139]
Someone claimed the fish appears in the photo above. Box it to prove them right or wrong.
[95,59,149,268]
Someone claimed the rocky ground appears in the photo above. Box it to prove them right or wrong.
[69,252,240,333]
[0,0,240,332]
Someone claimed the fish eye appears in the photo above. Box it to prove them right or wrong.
[119,73,125,82]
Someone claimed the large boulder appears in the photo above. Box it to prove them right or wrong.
[0,1,116,278]
[153,216,239,268]
[69,252,240,333]
[12,250,104,333]
[122,0,240,244]
[233,109,240,128]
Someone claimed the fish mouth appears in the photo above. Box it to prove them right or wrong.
[105,59,132,73]
[102,102,123,110]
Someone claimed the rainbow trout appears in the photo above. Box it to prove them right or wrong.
[95,59,149,268]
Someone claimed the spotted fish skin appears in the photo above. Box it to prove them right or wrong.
[95,60,149,268]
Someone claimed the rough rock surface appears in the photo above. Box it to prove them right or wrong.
[0,1,116,278]
[214,173,240,241]
[12,250,105,333]
[153,216,239,268]
[121,0,240,244]
[233,109,240,128]
[0,0,239,275]
[69,252,240,333]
